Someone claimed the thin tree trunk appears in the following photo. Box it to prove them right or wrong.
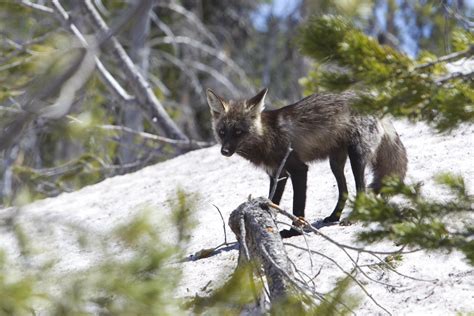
[119,1,152,164]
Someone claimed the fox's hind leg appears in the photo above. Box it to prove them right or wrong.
[324,149,348,223]
[348,144,367,193]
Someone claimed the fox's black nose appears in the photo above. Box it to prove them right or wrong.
[221,147,233,157]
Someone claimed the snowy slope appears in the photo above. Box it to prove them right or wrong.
[0,120,472,315]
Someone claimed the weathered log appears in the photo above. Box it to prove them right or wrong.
[228,197,294,301]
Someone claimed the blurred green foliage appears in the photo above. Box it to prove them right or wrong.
[298,15,473,132]
[351,175,473,265]
[298,13,473,267]
[0,190,196,315]
[0,188,357,315]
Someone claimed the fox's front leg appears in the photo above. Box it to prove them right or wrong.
[289,166,308,218]
[278,156,308,238]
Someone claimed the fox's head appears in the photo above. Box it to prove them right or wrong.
[206,88,268,157]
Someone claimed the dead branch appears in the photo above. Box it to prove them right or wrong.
[30,0,135,103]
[269,145,292,201]
[80,0,188,140]
[158,52,204,96]
[149,35,251,90]
[96,124,212,149]
[268,201,416,256]
[18,0,53,13]
[156,2,219,48]
[228,197,296,301]
[212,204,228,245]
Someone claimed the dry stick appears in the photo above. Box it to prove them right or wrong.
[259,243,356,316]
[158,51,204,96]
[276,207,435,283]
[369,253,437,283]
[149,36,253,92]
[270,202,416,255]
[269,145,292,201]
[272,210,393,315]
[337,241,402,288]
[259,244,316,300]
[300,226,315,271]
[81,0,188,140]
[239,217,251,261]
[212,204,228,245]
[19,0,53,13]
[98,124,211,149]
[156,2,219,49]
[50,0,135,103]
[285,242,391,316]
[285,258,338,311]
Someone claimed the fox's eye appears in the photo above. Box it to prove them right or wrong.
[219,129,225,136]
[235,129,242,136]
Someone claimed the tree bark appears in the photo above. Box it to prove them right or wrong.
[228,197,294,301]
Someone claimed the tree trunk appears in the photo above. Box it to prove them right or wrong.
[228,197,294,301]
[119,1,152,164]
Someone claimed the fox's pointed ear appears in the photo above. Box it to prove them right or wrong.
[206,89,228,116]
[246,88,268,112]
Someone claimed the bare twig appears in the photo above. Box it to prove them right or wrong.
[46,0,135,103]
[88,123,212,149]
[156,2,219,48]
[212,204,228,245]
[369,253,437,283]
[157,52,203,96]
[284,242,392,315]
[269,145,292,201]
[259,243,322,303]
[269,202,417,255]
[188,61,241,95]
[149,35,251,89]
[18,0,53,13]
[149,12,179,53]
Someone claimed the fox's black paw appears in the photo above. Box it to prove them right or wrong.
[323,216,340,224]
[279,228,302,238]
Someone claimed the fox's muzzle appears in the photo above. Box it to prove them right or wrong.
[221,146,235,157]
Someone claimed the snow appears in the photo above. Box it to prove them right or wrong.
[0,120,473,315]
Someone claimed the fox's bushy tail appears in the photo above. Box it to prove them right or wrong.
[369,120,408,192]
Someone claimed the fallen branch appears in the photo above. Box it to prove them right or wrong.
[228,197,296,301]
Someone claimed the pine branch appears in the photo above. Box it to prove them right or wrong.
[415,45,474,70]
[436,70,474,84]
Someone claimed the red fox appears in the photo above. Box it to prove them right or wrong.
[207,88,407,237]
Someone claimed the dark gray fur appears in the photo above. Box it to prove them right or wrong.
[207,88,407,228]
